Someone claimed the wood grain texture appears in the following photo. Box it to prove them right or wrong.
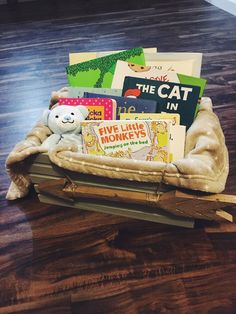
[0,0,236,312]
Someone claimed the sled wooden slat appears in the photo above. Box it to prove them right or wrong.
[30,153,236,225]
[37,193,195,229]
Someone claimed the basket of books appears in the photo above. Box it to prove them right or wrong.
[5,47,236,228]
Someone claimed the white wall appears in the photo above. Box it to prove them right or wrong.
[206,0,236,16]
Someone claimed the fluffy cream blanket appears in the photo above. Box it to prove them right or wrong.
[5,97,229,200]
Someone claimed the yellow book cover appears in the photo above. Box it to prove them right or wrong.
[144,52,202,77]
[81,120,170,162]
[119,113,185,162]
[119,113,180,125]
[69,48,157,65]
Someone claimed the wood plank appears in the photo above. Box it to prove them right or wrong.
[29,160,171,193]
[38,194,195,229]
[61,182,234,221]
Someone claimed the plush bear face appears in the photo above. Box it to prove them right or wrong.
[42,105,89,135]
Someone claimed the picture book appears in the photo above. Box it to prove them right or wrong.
[66,47,146,88]
[67,87,122,98]
[81,120,171,162]
[122,76,201,129]
[111,60,206,97]
[58,98,117,120]
[69,47,157,65]
[83,92,158,119]
[168,125,186,162]
[119,113,185,162]
[119,113,180,125]
[144,52,203,77]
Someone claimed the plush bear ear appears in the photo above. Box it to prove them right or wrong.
[41,109,51,126]
[49,93,59,109]
[78,105,89,119]
[49,87,69,109]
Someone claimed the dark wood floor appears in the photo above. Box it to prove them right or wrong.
[0,0,236,313]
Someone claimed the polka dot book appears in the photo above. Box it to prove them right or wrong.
[58,98,117,120]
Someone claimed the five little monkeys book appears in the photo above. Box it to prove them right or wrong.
[81,120,185,162]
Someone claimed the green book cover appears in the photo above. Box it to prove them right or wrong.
[177,73,206,98]
[66,47,145,88]
[122,76,201,129]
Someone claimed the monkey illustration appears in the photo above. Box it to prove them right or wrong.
[147,121,168,160]
[83,131,104,155]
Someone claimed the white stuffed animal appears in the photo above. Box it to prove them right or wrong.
[41,105,89,150]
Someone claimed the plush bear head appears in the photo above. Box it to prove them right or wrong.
[42,105,89,135]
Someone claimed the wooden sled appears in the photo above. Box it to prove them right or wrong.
[29,153,236,228]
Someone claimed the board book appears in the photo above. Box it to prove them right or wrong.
[81,120,170,162]
[66,47,146,88]
[58,98,117,120]
[122,76,201,129]
[83,92,158,119]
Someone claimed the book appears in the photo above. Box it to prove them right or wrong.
[81,120,171,162]
[83,92,158,119]
[168,125,186,162]
[119,113,185,162]
[122,76,201,129]
[111,60,206,97]
[67,87,122,98]
[119,113,180,125]
[58,98,117,120]
[144,52,203,77]
[69,47,157,65]
[66,47,146,88]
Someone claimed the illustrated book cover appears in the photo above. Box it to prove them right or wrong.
[119,113,180,125]
[69,47,157,65]
[81,120,171,162]
[58,98,117,120]
[122,76,201,129]
[144,52,203,77]
[119,113,185,162]
[83,92,158,119]
[66,47,146,88]
[111,60,206,97]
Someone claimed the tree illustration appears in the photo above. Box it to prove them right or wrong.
[66,48,144,88]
